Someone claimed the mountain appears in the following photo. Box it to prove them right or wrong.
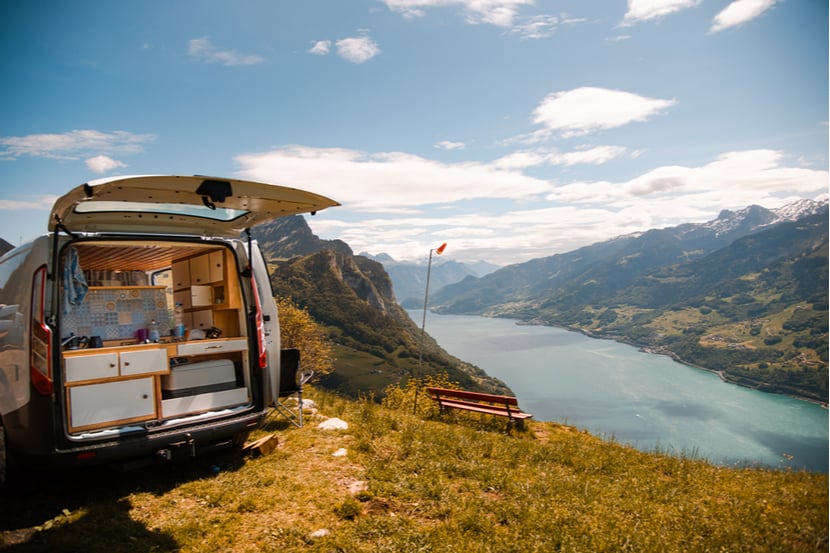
[434,201,826,315]
[253,214,352,261]
[253,217,510,398]
[433,199,829,403]
[360,252,500,307]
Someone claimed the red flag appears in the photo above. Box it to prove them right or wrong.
[435,243,447,255]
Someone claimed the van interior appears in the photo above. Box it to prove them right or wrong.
[59,240,254,436]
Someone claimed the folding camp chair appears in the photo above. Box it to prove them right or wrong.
[274,348,314,427]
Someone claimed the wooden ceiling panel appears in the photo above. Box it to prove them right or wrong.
[74,243,217,272]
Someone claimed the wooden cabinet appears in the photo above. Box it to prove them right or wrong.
[63,345,168,432]
[170,247,242,337]
[191,308,214,330]
[64,346,167,383]
[65,352,118,382]
[189,254,211,285]
[209,250,224,283]
[172,259,190,290]
[120,348,168,376]
[68,377,156,431]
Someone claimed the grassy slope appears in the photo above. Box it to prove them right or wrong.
[1,390,826,552]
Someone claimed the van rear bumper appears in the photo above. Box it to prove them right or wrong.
[25,409,267,471]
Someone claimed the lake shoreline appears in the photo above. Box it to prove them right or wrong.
[515,317,829,409]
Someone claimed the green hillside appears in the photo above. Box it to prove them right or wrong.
[269,249,510,398]
[2,389,826,551]
[438,209,829,403]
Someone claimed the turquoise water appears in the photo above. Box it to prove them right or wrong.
[412,311,829,472]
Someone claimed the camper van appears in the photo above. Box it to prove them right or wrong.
[0,175,338,485]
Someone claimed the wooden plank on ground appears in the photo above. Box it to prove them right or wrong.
[243,434,279,456]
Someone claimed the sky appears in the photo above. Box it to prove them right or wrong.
[0,0,827,266]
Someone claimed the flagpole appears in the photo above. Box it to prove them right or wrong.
[414,242,446,414]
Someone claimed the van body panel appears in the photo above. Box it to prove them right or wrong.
[250,241,280,405]
[0,175,337,479]
[49,175,340,237]
[0,237,50,416]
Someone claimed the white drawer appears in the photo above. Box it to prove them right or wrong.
[65,352,119,382]
[120,347,168,376]
[177,339,248,356]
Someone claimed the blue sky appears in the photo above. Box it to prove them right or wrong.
[1,0,827,265]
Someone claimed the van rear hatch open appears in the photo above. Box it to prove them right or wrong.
[49,175,339,237]
[49,176,337,445]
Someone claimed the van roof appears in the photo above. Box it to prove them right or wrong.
[49,175,339,237]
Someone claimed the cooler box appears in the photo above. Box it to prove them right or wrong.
[161,359,237,398]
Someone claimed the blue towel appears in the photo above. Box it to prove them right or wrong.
[63,246,88,314]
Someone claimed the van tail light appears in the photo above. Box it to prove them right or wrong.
[30,265,53,395]
[250,272,268,370]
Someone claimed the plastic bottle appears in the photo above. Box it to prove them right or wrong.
[173,303,185,339]
[148,319,160,343]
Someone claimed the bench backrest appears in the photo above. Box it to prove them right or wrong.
[426,387,519,407]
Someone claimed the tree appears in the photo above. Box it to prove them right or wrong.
[277,296,334,379]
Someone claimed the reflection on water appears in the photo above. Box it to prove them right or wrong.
[414,311,829,472]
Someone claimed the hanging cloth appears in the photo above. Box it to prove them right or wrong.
[63,246,88,314]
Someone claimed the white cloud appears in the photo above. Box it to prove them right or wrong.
[0,196,57,211]
[493,145,629,169]
[335,35,381,63]
[0,130,155,160]
[546,150,828,207]
[510,14,559,39]
[551,145,629,166]
[85,155,127,174]
[309,40,331,55]
[383,0,533,27]
[621,0,702,26]
[188,37,266,66]
[710,0,779,33]
[251,146,827,265]
[531,87,678,138]
[435,140,466,150]
[235,145,553,211]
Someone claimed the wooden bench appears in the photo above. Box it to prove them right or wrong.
[426,387,533,428]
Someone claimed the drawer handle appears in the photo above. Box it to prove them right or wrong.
[206,345,223,350]
[110,363,116,368]
[124,362,130,366]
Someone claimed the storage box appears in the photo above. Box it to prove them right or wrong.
[161,359,237,398]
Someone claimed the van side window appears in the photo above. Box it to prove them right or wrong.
[32,265,46,324]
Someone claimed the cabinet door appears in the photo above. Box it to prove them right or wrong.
[209,250,224,283]
[189,254,210,285]
[68,377,156,430]
[174,289,192,310]
[191,309,213,330]
[190,285,212,307]
[120,347,168,376]
[172,259,190,290]
[64,352,119,383]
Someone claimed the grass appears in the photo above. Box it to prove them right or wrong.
[1,388,827,552]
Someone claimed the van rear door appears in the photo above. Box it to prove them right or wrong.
[49,175,339,237]
[249,241,280,405]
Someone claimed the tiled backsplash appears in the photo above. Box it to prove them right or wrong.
[62,286,170,341]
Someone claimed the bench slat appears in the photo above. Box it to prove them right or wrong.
[426,387,519,406]
[425,387,533,426]
[439,399,533,419]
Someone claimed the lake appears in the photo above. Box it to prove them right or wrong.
[410,310,829,472]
